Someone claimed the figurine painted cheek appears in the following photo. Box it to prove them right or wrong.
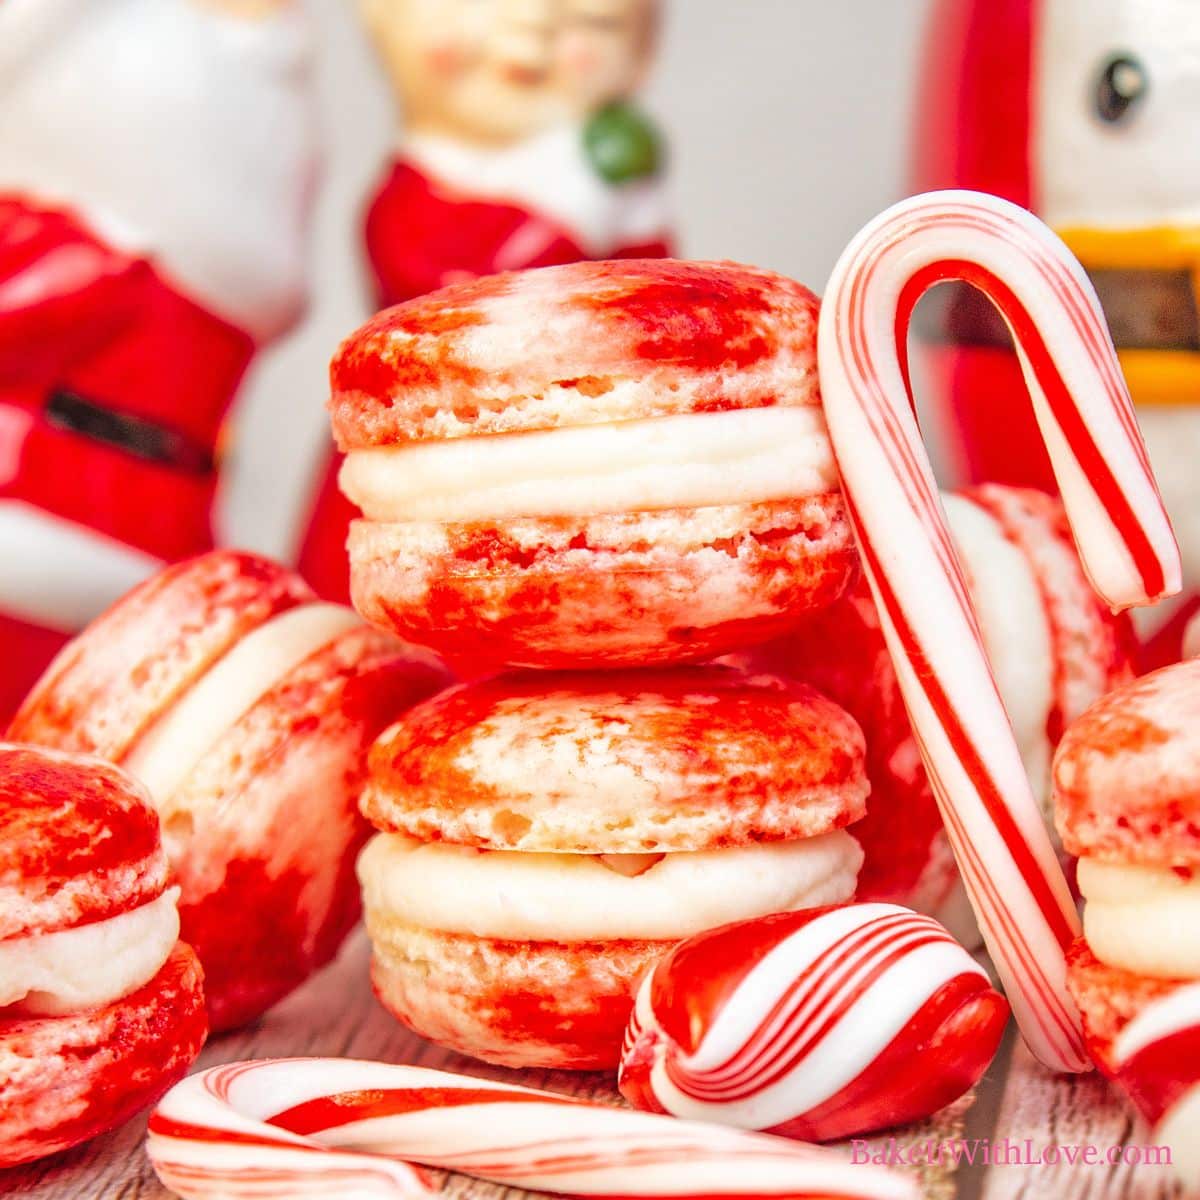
[0,0,317,720]
[425,41,473,79]
[557,1,657,114]
[298,0,673,604]
[912,0,1200,665]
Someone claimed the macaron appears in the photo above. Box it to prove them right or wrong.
[331,259,856,670]
[743,484,1134,935]
[9,551,449,1032]
[357,666,868,1069]
[0,743,206,1167]
[1053,657,1200,1075]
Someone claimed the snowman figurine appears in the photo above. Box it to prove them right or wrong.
[912,0,1200,663]
[298,0,672,602]
[0,0,317,718]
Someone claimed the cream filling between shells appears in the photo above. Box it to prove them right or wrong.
[0,887,180,1016]
[1079,857,1200,978]
[340,407,838,524]
[124,602,361,806]
[358,830,862,943]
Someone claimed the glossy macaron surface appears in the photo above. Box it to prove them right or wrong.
[0,743,167,941]
[362,667,869,853]
[1054,658,1200,867]
[330,258,823,448]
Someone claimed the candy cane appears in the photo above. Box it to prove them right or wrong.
[817,189,1181,1073]
[619,904,1007,1142]
[146,1059,915,1200]
[1111,984,1200,1188]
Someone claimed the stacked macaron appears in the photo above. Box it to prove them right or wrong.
[10,550,449,1032]
[1050,657,1200,1174]
[331,258,856,672]
[0,744,206,1166]
[743,484,1134,938]
[357,669,867,1068]
[333,260,873,1068]
[1053,657,1200,1078]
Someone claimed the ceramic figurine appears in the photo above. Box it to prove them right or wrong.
[298,0,673,603]
[912,0,1200,662]
[0,0,317,718]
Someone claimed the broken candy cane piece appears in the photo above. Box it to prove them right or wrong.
[619,903,1008,1141]
[146,1057,916,1200]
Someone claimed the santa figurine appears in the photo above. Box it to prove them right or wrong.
[912,0,1200,664]
[298,0,673,603]
[0,0,317,719]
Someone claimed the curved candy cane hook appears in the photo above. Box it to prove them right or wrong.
[147,1058,915,1200]
[817,189,1181,1074]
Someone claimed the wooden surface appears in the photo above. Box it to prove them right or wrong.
[0,931,1175,1200]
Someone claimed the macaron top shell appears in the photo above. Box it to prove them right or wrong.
[0,744,168,941]
[362,667,868,853]
[1054,658,1200,866]
[9,551,312,761]
[330,259,821,449]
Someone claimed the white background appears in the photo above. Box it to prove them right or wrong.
[224,0,934,559]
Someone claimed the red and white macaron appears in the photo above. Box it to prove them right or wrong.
[9,551,449,1032]
[0,743,206,1167]
[746,484,1133,936]
[357,666,869,1069]
[331,259,856,671]
[1053,657,1200,1074]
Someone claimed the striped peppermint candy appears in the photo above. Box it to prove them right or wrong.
[817,189,1181,1074]
[146,1058,916,1200]
[1112,983,1200,1189]
[619,904,1007,1142]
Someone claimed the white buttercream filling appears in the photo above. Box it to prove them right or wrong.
[340,407,836,523]
[124,603,361,803]
[1079,857,1200,978]
[0,887,180,1016]
[942,494,1056,807]
[357,831,862,942]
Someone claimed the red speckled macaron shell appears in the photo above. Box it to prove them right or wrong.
[349,497,855,671]
[330,259,821,449]
[363,666,868,853]
[8,550,452,1032]
[1066,938,1182,1078]
[9,551,312,759]
[1054,658,1200,867]
[167,628,449,1032]
[0,744,168,940]
[367,922,666,1070]
[0,942,206,1168]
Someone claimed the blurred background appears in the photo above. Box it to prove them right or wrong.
[230,0,932,558]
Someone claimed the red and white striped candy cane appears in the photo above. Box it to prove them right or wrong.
[147,1058,915,1200]
[817,189,1181,1073]
[619,904,1008,1142]
[1112,983,1200,1188]
[146,1060,432,1199]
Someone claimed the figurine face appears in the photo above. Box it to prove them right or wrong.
[361,0,658,145]
[1034,0,1200,231]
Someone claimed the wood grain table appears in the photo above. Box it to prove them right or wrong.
[1,930,1182,1200]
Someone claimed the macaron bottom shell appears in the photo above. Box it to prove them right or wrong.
[0,942,206,1168]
